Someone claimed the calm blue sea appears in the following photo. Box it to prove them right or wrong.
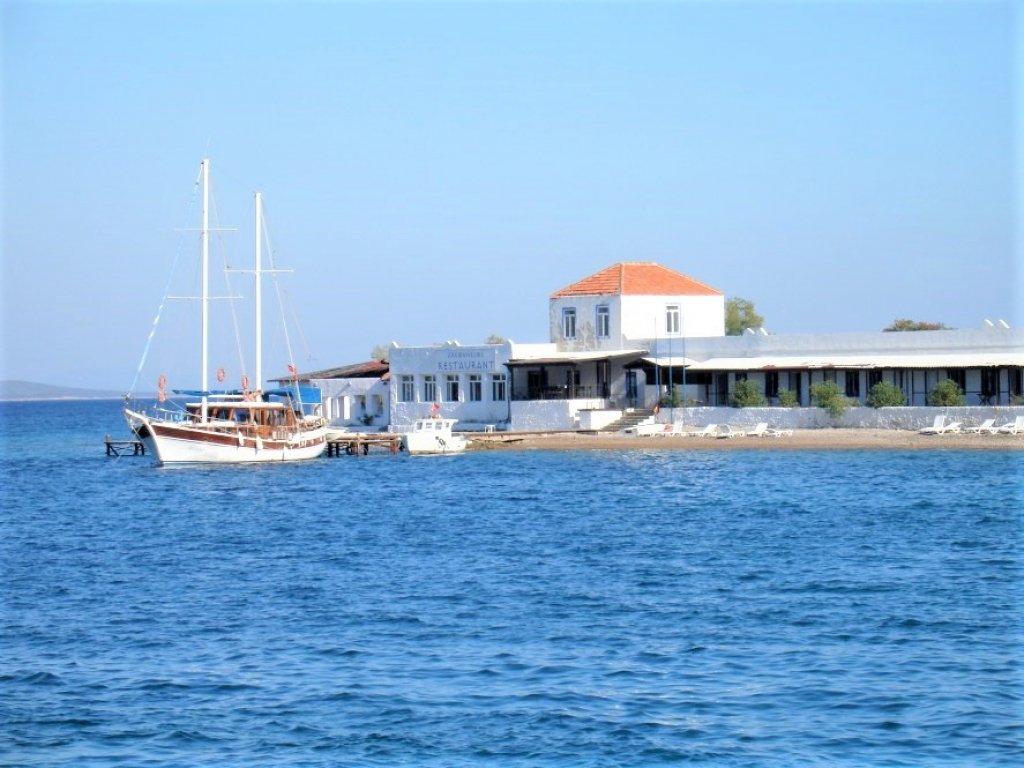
[1,400,1021,767]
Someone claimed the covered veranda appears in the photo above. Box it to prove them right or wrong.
[506,350,646,408]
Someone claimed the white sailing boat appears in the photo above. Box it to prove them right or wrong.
[124,159,328,464]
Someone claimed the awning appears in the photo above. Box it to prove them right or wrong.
[641,356,699,367]
[506,350,645,367]
[684,352,1024,371]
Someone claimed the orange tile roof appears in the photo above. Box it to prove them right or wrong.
[550,262,722,298]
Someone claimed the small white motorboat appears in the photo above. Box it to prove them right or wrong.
[400,418,469,455]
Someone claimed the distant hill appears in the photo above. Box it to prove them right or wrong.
[0,380,126,401]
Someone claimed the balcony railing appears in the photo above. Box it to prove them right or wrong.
[512,385,612,402]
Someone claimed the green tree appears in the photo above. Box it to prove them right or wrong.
[883,319,951,332]
[776,389,799,407]
[927,378,966,406]
[730,379,766,407]
[370,343,392,362]
[725,298,765,336]
[865,381,906,408]
[810,381,850,419]
[485,334,508,345]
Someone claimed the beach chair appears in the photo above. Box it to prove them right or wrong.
[766,426,794,437]
[642,423,680,437]
[918,415,947,434]
[963,418,996,435]
[716,425,742,439]
[746,422,769,437]
[632,422,664,437]
[997,416,1024,435]
[687,424,718,438]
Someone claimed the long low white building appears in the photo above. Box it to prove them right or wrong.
[365,262,1024,431]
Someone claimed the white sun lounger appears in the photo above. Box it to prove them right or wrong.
[997,416,1024,435]
[686,424,718,438]
[963,419,997,435]
[919,415,960,435]
[716,425,742,439]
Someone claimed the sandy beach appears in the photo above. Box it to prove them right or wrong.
[473,429,1024,452]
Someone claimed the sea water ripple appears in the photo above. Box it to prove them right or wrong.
[1,401,1022,766]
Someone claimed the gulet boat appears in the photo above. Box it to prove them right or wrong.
[124,159,327,464]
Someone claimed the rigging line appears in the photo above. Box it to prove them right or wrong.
[260,200,313,378]
[128,165,203,397]
[220,238,248,385]
[210,182,248,383]
[262,210,304,408]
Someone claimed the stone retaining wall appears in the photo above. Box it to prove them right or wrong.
[656,406,1024,431]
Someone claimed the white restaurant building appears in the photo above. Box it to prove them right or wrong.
[356,262,1023,432]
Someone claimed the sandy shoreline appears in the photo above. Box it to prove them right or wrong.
[472,429,1024,452]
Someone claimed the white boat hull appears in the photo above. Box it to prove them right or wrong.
[401,432,469,455]
[127,409,327,465]
[399,418,469,455]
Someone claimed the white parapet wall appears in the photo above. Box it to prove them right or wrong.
[578,409,624,431]
[655,406,1024,431]
[511,399,607,431]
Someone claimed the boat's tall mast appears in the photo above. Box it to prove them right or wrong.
[254,192,263,391]
[201,158,210,422]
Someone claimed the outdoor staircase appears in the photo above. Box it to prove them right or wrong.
[595,408,657,434]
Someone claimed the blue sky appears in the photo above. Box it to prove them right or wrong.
[2,0,1019,390]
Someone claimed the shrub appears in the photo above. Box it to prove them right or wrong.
[810,381,850,419]
[927,378,966,407]
[865,381,906,408]
[730,379,766,408]
[776,389,798,407]
[659,388,682,408]
[883,319,951,332]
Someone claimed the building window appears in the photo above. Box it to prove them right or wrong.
[491,373,507,402]
[423,375,436,404]
[666,304,680,335]
[735,372,747,382]
[788,371,802,403]
[946,368,966,391]
[1010,368,1023,398]
[868,370,883,389]
[399,375,415,403]
[468,374,482,402]
[765,371,779,399]
[596,305,610,338]
[562,307,577,339]
[566,368,580,396]
[981,368,998,401]
[845,371,860,398]
[445,374,460,402]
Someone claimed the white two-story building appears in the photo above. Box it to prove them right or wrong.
[387,262,729,430]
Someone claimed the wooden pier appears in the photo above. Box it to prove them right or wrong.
[105,435,145,456]
[326,434,402,457]
[103,433,404,458]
